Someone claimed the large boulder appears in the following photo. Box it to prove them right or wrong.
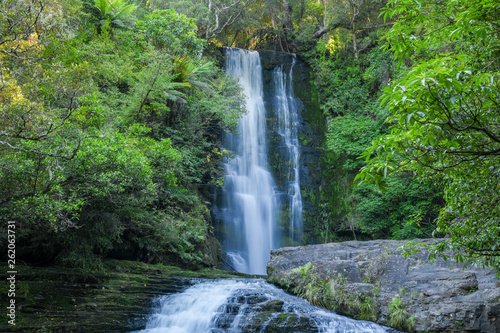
[267,239,500,332]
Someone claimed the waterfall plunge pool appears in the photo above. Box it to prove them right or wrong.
[132,278,398,333]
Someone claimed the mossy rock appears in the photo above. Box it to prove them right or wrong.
[258,300,284,312]
[263,313,317,332]
[0,260,248,332]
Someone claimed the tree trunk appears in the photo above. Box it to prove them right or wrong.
[352,31,358,59]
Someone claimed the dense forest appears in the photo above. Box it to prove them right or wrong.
[1,0,499,274]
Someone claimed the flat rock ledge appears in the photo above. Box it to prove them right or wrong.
[266,239,500,332]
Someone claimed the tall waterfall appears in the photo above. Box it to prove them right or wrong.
[213,48,305,274]
[272,57,303,243]
[215,48,279,275]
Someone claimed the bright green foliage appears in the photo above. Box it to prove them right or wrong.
[165,0,254,42]
[173,57,212,91]
[181,68,246,133]
[327,115,380,171]
[280,266,377,321]
[353,175,443,240]
[127,50,189,120]
[0,0,104,234]
[0,0,246,270]
[316,58,369,116]
[5,124,182,267]
[357,0,500,271]
[388,296,415,332]
[87,0,138,33]
[135,9,205,57]
[306,36,443,242]
[291,261,312,276]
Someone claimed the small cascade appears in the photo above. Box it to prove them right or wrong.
[134,279,395,333]
[213,48,279,275]
[272,56,303,243]
[136,280,244,333]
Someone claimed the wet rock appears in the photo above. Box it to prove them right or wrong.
[259,50,324,244]
[0,261,246,333]
[267,239,500,332]
[244,312,319,333]
[263,313,319,332]
[258,300,284,312]
[245,295,269,304]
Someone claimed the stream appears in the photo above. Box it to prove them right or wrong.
[133,279,395,333]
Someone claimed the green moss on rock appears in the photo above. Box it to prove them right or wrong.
[0,260,247,332]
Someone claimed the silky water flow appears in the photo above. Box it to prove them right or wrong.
[213,48,306,274]
[214,48,279,275]
[134,49,396,333]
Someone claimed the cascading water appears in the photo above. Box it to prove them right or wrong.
[214,48,279,275]
[213,48,306,273]
[272,57,303,243]
[134,50,397,333]
[134,279,395,333]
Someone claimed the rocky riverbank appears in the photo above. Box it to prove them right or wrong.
[0,260,247,332]
[266,239,500,332]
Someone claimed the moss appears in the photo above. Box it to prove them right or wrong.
[309,189,316,205]
[259,300,284,312]
[273,312,297,325]
[245,311,275,330]
[270,267,377,323]
[248,312,314,332]
[329,287,377,322]
[0,260,248,332]
[278,312,293,319]
[298,134,313,146]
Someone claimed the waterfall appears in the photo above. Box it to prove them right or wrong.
[272,57,303,243]
[134,51,394,333]
[213,48,305,274]
[134,279,394,333]
[215,48,279,275]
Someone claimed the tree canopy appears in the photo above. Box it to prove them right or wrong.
[357,0,500,271]
[0,0,246,269]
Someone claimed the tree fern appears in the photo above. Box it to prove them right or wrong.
[93,0,137,33]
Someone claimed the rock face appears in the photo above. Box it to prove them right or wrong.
[211,289,320,332]
[211,49,324,255]
[259,50,324,246]
[267,239,500,332]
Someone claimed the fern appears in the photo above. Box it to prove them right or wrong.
[93,0,137,32]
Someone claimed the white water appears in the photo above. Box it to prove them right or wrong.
[215,49,306,273]
[272,57,303,243]
[216,48,279,275]
[137,280,244,333]
[135,279,393,333]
